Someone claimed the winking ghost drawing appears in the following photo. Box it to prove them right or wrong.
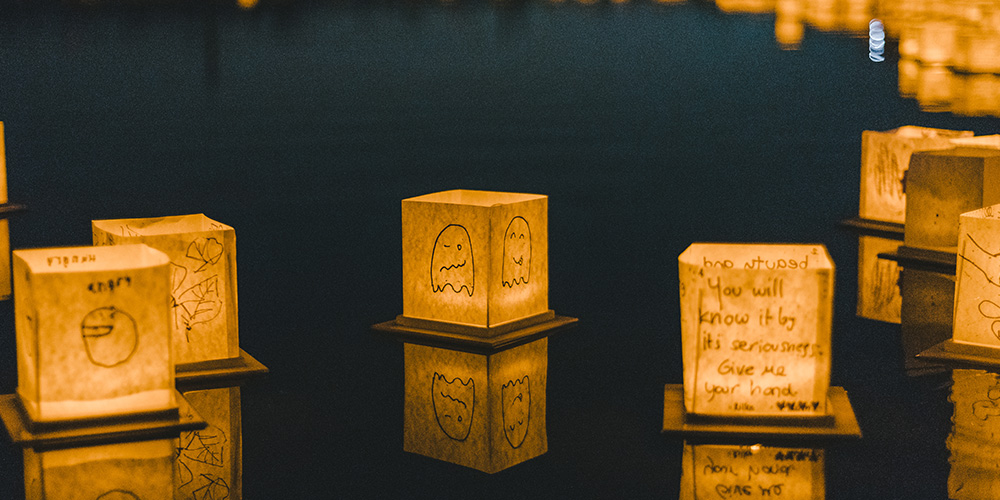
[431,224,474,296]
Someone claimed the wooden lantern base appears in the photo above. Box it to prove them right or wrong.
[175,348,269,391]
[0,390,206,450]
[661,385,862,440]
[838,216,904,239]
[917,339,1000,369]
[373,314,577,354]
[878,245,956,275]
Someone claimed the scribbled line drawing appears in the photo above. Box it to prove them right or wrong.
[873,143,903,200]
[173,275,223,339]
[189,474,230,500]
[186,237,224,273]
[432,371,474,441]
[80,306,138,368]
[502,216,531,288]
[972,378,1000,420]
[869,260,900,313]
[96,491,140,500]
[179,424,227,467]
[501,375,530,448]
[119,224,141,238]
[958,234,1000,339]
[430,224,474,296]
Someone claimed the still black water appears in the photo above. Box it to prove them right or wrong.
[0,0,997,498]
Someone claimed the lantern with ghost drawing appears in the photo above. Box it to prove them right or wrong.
[404,338,546,473]
[91,215,256,380]
[676,244,834,419]
[24,439,175,500]
[12,245,175,423]
[905,147,1000,253]
[400,190,549,336]
[859,126,972,224]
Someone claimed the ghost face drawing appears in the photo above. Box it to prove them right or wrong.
[431,224,474,296]
[502,217,530,288]
[501,375,530,448]
[432,372,475,441]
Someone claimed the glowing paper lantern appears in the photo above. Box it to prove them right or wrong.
[856,236,902,323]
[92,214,238,368]
[680,443,825,500]
[403,338,546,473]
[13,244,175,423]
[955,31,1000,74]
[677,243,833,418]
[177,387,241,500]
[947,369,1000,500]
[859,126,972,224]
[904,147,1000,252]
[400,190,549,335]
[24,439,175,500]
[953,204,1000,348]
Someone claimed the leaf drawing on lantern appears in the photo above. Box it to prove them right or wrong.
[187,237,224,273]
[188,474,230,500]
[958,233,1000,340]
[174,275,223,339]
[501,375,530,448]
[171,262,188,294]
[179,424,227,467]
[80,306,138,368]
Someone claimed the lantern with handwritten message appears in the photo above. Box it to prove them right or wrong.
[13,245,174,423]
[400,190,549,336]
[403,338,546,473]
[905,148,1000,252]
[177,387,241,500]
[92,214,238,369]
[680,443,825,500]
[859,126,972,224]
[678,244,833,418]
[24,439,175,500]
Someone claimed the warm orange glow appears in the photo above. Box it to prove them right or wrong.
[24,439,175,499]
[948,369,1000,500]
[680,442,826,499]
[178,387,241,500]
[237,0,258,8]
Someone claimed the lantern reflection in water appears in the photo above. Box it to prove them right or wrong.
[680,442,825,499]
[948,369,1000,499]
[177,387,241,500]
[856,236,902,324]
[24,439,175,500]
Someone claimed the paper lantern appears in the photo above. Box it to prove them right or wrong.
[859,126,973,224]
[680,443,825,500]
[904,147,1000,252]
[856,235,902,323]
[403,338,546,473]
[400,190,549,335]
[677,243,833,418]
[177,387,241,500]
[24,439,175,500]
[955,31,1000,74]
[13,244,175,423]
[92,214,238,368]
[952,204,1000,348]
[947,369,1000,500]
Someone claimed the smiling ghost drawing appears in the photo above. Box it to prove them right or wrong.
[432,372,475,441]
[502,216,530,288]
[431,224,474,296]
[501,375,530,448]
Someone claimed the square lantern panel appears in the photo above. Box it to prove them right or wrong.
[859,126,972,224]
[403,338,546,473]
[14,245,175,423]
[905,147,1000,252]
[92,214,238,367]
[856,236,902,324]
[947,369,1000,500]
[24,439,175,500]
[401,190,549,333]
[954,205,1000,348]
[680,443,825,500]
[677,244,834,419]
[177,387,241,500]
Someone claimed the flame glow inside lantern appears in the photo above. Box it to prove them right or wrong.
[403,338,547,473]
[401,190,548,330]
[859,126,973,224]
[14,244,174,422]
[177,387,241,500]
[24,439,176,500]
[680,442,826,500]
[91,214,238,366]
[677,243,833,417]
[905,148,1000,252]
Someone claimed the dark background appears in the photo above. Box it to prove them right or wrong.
[0,0,997,497]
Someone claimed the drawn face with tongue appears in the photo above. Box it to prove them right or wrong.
[430,224,474,296]
[502,216,530,288]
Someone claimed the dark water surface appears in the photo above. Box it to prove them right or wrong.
[0,0,998,497]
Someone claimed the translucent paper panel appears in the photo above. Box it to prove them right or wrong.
[401,190,548,328]
[678,244,833,417]
[955,205,1000,347]
[13,245,174,421]
[680,443,825,500]
[24,439,175,500]
[92,214,238,365]
[948,369,1000,500]
[177,387,241,500]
